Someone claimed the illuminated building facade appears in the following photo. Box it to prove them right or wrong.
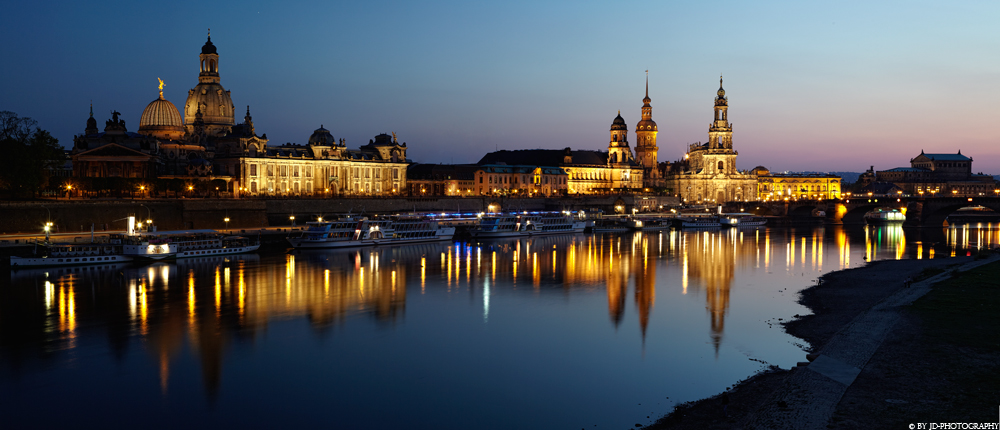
[406,164,478,196]
[476,112,644,195]
[71,34,410,196]
[474,164,568,196]
[858,151,995,197]
[663,77,757,203]
[753,167,842,200]
[215,127,408,197]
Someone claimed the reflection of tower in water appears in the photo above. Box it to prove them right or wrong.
[633,233,656,341]
[678,229,758,355]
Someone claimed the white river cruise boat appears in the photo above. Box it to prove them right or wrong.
[518,213,586,236]
[10,229,259,268]
[469,214,532,238]
[719,213,768,228]
[677,216,722,229]
[289,217,455,249]
[140,230,260,258]
[10,234,177,268]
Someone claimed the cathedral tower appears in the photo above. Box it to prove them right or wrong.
[704,76,737,176]
[608,111,632,165]
[634,72,658,175]
[184,31,235,137]
[709,76,732,150]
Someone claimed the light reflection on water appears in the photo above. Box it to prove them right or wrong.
[1,224,996,429]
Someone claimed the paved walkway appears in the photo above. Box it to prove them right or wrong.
[744,255,1000,430]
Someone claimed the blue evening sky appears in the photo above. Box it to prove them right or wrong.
[2,0,998,173]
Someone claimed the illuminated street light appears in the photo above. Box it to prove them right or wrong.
[224,217,230,230]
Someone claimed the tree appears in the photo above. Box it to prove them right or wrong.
[0,111,65,198]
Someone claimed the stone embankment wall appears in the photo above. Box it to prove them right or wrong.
[0,195,641,233]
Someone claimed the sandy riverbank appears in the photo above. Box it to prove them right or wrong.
[643,256,981,430]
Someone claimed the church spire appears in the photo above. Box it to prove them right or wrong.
[645,70,649,100]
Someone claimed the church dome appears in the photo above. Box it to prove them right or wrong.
[202,36,217,54]
[140,94,185,140]
[184,82,234,136]
[308,125,335,146]
[610,112,628,131]
[636,118,657,131]
[750,166,770,176]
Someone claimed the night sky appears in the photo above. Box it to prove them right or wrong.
[3,0,998,173]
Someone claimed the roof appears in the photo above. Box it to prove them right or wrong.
[883,167,929,172]
[477,149,608,166]
[918,153,970,161]
[858,181,903,194]
[407,163,478,180]
[479,164,567,175]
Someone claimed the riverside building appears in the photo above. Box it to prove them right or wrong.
[662,77,757,203]
[70,33,409,197]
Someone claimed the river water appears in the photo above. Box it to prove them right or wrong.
[1,224,997,429]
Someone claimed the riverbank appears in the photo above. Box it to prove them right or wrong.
[644,254,999,429]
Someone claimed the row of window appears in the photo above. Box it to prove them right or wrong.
[247,163,401,180]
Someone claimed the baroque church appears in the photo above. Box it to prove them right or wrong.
[71,33,409,197]
[660,77,758,203]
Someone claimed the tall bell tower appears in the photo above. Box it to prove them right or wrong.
[635,71,659,179]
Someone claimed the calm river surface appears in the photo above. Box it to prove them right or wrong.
[2,224,997,429]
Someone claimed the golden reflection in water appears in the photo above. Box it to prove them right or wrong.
[140,279,149,336]
[30,224,1000,400]
[215,267,222,315]
[239,268,246,319]
[45,280,53,311]
[188,271,196,333]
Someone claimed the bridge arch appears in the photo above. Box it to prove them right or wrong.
[839,203,898,224]
[911,199,1000,227]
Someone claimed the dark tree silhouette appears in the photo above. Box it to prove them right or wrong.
[0,111,65,198]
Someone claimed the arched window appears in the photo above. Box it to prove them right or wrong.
[718,161,724,171]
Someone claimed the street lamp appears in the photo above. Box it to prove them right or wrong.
[289,215,296,226]
[43,222,53,242]
[224,217,230,230]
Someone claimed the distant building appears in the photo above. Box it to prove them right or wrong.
[663,78,757,203]
[858,151,995,197]
[753,167,842,201]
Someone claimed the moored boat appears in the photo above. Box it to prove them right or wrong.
[719,213,768,228]
[288,216,455,249]
[677,216,721,229]
[865,208,905,225]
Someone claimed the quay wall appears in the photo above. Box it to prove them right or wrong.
[0,195,643,233]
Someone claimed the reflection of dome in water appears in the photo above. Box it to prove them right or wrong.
[139,92,185,140]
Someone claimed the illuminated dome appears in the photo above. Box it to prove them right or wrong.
[751,166,770,176]
[636,117,657,131]
[184,34,235,137]
[139,86,185,140]
[610,112,628,131]
[308,125,336,146]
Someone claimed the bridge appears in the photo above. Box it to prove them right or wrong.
[744,197,1000,228]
